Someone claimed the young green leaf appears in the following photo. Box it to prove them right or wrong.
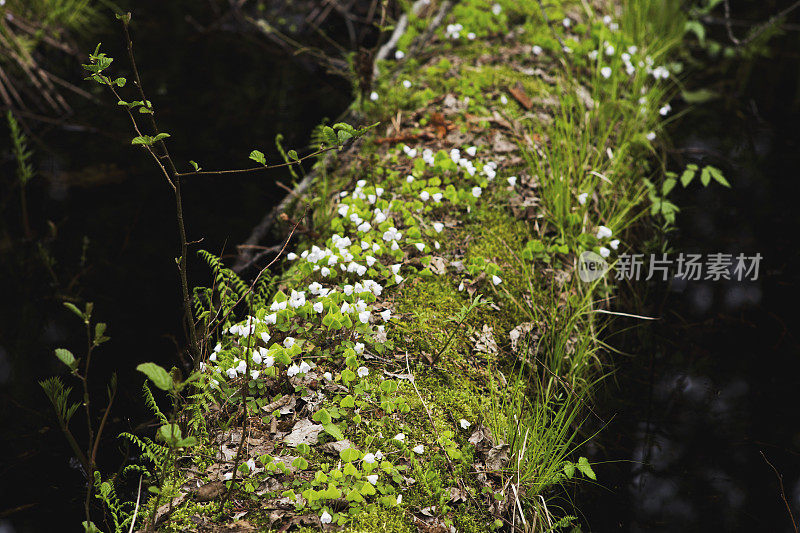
[54,348,77,370]
[136,362,172,391]
[249,150,266,165]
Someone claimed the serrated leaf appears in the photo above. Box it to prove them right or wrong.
[131,136,152,146]
[249,150,266,165]
[322,126,337,147]
[152,133,170,142]
[54,348,77,370]
[576,456,596,480]
[136,362,172,391]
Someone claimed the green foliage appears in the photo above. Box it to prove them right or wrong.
[7,112,34,187]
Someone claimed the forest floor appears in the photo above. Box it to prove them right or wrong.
[145,1,684,531]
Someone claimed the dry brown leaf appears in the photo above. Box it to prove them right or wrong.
[508,82,533,110]
[283,418,324,447]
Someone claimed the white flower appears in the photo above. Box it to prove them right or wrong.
[433,222,444,233]
[597,225,613,239]
[323,371,333,381]
[363,452,376,464]
[646,131,656,141]
[605,45,615,56]
[599,246,611,258]
[287,364,300,377]
[652,66,670,80]
[250,370,260,379]
[283,337,296,349]
[313,302,324,314]
[432,192,443,202]
[450,148,460,163]
[562,17,571,28]
[420,190,430,201]
[603,15,612,25]
[358,310,370,324]
[214,343,222,353]
[289,290,306,308]
[223,472,233,480]
[369,91,379,101]
[236,360,247,374]
[391,264,402,275]
[354,342,365,354]
[394,433,405,442]
[492,3,502,15]
[500,94,508,105]
[402,79,412,89]
[471,186,482,198]
[659,103,671,116]
[252,351,262,365]
[287,252,298,260]
[357,366,369,378]
[226,368,237,379]
[610,239,620,250]
[380,309,392,321]
[320,511,332,524]
[264,356,274,367]
[601,66,612,79]
[374,450,384,460]
[465,146,477,157]
[396,495,402,505]
[589,49,599,61]
[209,352,217,362]
[532,45,543,55]
[366,474,378,485]
[467,32,476,40]
[492,275,502,286]
[406,175,414,183]
[507,176,517,187]
[260,332,271,343]
[299,361,311,374]
[321,267,331,277]
[578,192,589,205]
[395,50,405,60]
[414,243,425,252]
[413,444,425,454]
[460,419,471,429]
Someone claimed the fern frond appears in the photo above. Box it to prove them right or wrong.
[142,382,168,424]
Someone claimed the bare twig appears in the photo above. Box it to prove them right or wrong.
[760,451,798,533]
[723,0,800,47]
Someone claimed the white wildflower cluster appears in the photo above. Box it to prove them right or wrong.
[595,225,620,258]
